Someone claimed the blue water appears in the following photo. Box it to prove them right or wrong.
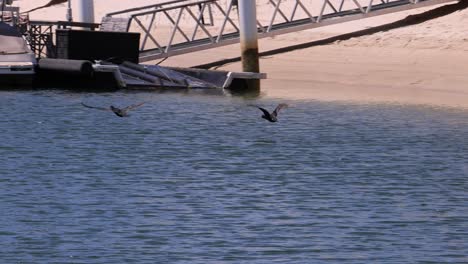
[1,90,467,263]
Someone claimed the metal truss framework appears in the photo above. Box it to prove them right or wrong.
[105,0,456,62]
[22,21,100,59]
[24,24,55,59]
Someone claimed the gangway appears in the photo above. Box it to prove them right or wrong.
[104,0,456,62]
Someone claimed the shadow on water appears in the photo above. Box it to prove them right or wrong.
[226,79,262,99]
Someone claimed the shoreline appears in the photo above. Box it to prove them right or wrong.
[15,0,468,109]
[228,46,468,109]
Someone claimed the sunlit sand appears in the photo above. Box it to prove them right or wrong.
[17,0,468,108]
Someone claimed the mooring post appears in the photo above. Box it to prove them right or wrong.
[74,0,95,24]
[238,0,260,94]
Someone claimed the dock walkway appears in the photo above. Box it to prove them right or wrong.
[103,0,455,62]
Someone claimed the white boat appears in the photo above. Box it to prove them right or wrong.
[1,1,36,88]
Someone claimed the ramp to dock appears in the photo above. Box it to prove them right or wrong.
[103,0,456,62]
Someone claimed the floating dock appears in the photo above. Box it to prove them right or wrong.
[1,1,265,93]
[0,23,265,92]
[35,58,266,93]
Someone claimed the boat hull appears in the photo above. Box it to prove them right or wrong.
[0,63,35,89]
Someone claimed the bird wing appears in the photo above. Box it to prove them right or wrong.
[257,107,271,117]
[81,102,111,111]
[122,102,145,111]
[272,103,288,117]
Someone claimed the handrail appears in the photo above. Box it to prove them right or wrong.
[106,0,201,17]
[29,20,100,30]
[129,0,215,18]
[102,0,456,62]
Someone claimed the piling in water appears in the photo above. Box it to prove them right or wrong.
[74,0,95,24]
[238,0,260,94]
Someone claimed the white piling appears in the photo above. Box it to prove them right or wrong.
[238,0,259,73]
[73,0,95,24]
[238,0,260,93]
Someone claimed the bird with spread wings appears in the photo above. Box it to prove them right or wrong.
[255,103,289,122]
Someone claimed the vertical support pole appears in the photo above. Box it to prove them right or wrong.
[66,0,73,22]
[237,0,260,95]
[74,0,94,24]
[1,0,6,20]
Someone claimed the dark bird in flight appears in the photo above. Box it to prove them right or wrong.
[81,102,145,117]
[256,103,288,122]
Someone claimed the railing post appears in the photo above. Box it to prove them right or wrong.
[238,0,260,94]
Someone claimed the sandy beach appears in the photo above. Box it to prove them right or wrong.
[16,0,468,108]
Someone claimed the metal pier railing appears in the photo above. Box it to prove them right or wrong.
[105,0,455,62]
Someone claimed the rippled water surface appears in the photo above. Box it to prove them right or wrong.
[1,90,468,263]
